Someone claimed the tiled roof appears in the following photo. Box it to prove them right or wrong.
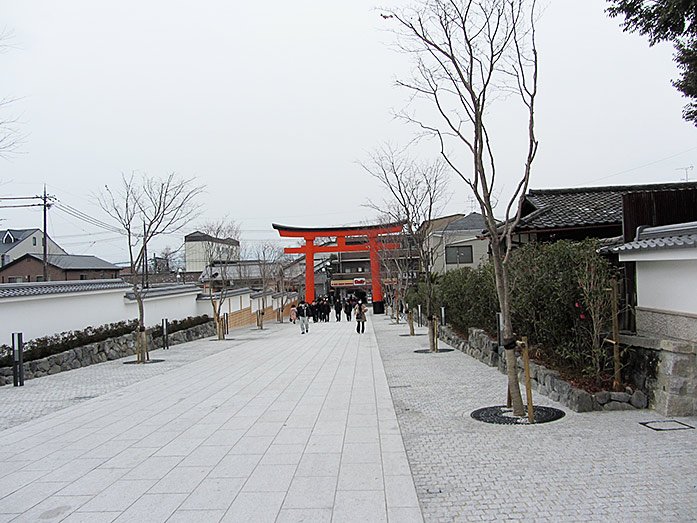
[0,279,130,299]
[25,253,119,270]
[517,182,697,231]
[124,284,200,300]
[444,212,486,232]
[184,231,240,246]
[609,221,697,253]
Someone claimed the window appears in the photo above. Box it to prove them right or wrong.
[33,237,37,246]
[445,245,473,265]
[7,276,24,283]
[35,276,45,282]
[79,274,88,280]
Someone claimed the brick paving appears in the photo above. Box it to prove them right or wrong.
[0,318,421,522]
[2,313,697,522]
[373,315,697,522]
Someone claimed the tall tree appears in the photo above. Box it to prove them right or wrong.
[254,242,283,329]
[200,220,241,340]
[1,30,23,159]
[100,173,203,362]
[363,146,449,352]
[608,0,697,125]
[384,0,539,416]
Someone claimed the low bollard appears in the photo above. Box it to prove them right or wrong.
[417,305,422,327]
[12,332,24,387]
[441,306,446,326]
[162,319,170,350]
[224,313,229,335]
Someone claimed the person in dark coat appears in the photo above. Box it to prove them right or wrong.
[334,299,342,321]
[344,299,352,321]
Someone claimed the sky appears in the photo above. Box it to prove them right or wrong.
[1,0,696,264]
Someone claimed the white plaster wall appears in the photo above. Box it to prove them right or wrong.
[0,289,128,342]
[636,259,697,315]
[0,289,201,343]
[124,292,200,326]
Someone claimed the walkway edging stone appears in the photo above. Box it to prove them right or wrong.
[0,321,216,386]
[438,325,647,413]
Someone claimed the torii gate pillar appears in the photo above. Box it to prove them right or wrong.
[273,222,404,314]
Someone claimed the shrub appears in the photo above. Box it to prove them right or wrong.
[438,264,498,336]
[0,315,212,368]
[0,320,139,367]
[435,239,616,384]
[151,315,211,337]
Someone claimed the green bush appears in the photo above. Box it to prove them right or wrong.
[0,314,212,368]
[151,315,211,337]
[436,239,616,383]
[0,320,139,367]
[438,264,498,336]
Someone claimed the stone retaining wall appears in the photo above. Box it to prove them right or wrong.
[438,325,648,413]
[0,321,216,387]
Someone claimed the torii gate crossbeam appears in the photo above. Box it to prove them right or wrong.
[272,222,404,314]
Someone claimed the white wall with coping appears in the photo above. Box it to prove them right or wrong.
[619,249,697,315]
[635,259,697,314]
[2,286,200,343]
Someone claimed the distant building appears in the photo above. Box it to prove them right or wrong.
[0,253,120,283]
[0,228,66,268]
[427,212,489,274]
[184,231,240,273]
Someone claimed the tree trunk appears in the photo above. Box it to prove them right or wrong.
[408,309,415,336]
[135,291,148,363]
[490,244,525,416]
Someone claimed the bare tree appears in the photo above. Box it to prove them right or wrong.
[385,0,539,416]
[254,242,283,329]
[1,30,24,159]
[363,145,449,351]
[200,219,241,340]
[99,173,203,362]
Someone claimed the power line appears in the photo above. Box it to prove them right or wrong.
[586,145,697,184]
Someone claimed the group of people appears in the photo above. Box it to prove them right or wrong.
[290,295,369,334]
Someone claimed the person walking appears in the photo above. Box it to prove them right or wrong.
[344,299,352,321]
[334,299,342,321]
[354,300,368,334]
[297,300,310,334]
[290,304,297,324]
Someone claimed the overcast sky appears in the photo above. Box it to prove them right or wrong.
[1,0,696,264]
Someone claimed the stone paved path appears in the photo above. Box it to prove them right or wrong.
[373,315,697,522]
[0,330,274,431]
[0,318,422,522]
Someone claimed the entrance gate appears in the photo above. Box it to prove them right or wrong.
[272,222,403,314]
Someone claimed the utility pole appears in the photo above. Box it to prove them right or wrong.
[43,185,49,281]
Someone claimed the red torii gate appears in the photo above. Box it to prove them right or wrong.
[272,222,404,314]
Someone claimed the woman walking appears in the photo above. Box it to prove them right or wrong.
[354,300,368,334]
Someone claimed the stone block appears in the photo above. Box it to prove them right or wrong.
[630,390,648,409]
[603,401,635,411]
[594,391,610,405]
[610,392,631,403]
[567,389,594,413]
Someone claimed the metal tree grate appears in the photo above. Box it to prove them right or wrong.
[413,349,454,354]
[640,420,695,431]
[470,405,565,425]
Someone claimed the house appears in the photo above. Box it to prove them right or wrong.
[0,228,66,268]
[512,182,697,242]
[428,212,489,274]
[0,253,120,283]
[608,221,697,416]
[184,231,240,273]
